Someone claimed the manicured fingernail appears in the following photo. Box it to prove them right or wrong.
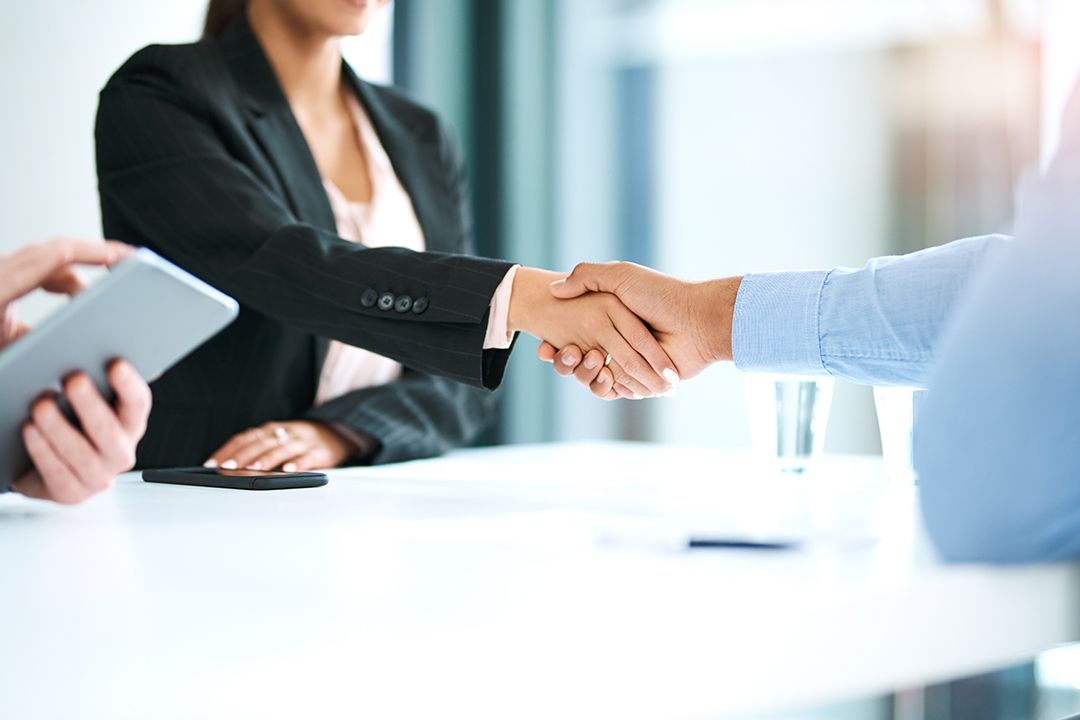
[632,393,643,400]
[550,278,566,287]
[250,462,262,470]
[662,369,680,385]
[584,355,600,370]
[596,374,609,385]
[204,458,218,468]
[282,463,297,472]
[561,354,577,366]
[221,459,238,470]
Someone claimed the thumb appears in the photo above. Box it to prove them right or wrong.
[550,262,621,299]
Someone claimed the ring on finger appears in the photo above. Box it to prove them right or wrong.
[604,353,613,367]
[273,426,289,444]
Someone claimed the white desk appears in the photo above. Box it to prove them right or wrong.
[1,442,1077,719]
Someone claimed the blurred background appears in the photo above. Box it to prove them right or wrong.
[2,0,1077,455]
[2,1,1080,716]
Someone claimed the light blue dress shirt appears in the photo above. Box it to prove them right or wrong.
[731,234,1010,387]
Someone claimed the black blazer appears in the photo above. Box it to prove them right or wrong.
[95,16,515,467]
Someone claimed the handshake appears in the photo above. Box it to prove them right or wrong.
[506,265,743,400]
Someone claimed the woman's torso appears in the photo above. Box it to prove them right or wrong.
[100,24,473,467]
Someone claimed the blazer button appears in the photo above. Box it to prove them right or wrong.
[394,295,413,313]
[411,297,430,315]
[361,288,379,308]
[377,292,395,311]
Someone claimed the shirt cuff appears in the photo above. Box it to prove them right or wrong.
[482,265,520,350]
[731,270,830,375]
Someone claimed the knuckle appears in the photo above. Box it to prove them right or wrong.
[31,399,54,424]
[115,446,137,472]
[619,358,645,379]
[629,325,654,349]
[66,372,93,396]
[52,485,85,506]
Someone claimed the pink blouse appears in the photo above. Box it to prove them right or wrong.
[315,91,517,408]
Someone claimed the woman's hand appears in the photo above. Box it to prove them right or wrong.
[12,360,152,504]
[508,268,679,399]
[205,420,353,472]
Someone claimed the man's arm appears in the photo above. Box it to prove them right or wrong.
[914,171,1080,563]
[731,235,1009,386]
[544,234,1009,392]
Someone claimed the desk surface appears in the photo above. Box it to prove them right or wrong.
[1,442,1076,719]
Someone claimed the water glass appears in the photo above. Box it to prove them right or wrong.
[872,386,924,483]
[744,374,835,473]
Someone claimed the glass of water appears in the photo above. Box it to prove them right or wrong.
[872,386,924,483]
[744,373,835,473]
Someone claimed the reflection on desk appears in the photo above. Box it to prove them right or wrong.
[1,442,1076,719]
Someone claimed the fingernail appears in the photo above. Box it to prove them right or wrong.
[561,354,577,366]
[632,393,643,400]
[596,374,609,385]
[550,278,566,287]
[250,462,262,470]
[662,369,680,385]
[204,458,219,468]
[221,459,238,470]
[283,463,297,472]
[584,356,599,370]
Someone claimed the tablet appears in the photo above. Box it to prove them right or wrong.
[0,248,239,492]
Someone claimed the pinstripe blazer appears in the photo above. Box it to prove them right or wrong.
[95,16,515,468]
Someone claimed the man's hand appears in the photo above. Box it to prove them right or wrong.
[538,262,742,397]
[11,360,151,504]
[509,267,679,399]
[1,238,132,348]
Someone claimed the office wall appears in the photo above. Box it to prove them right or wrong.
[651,51,893,453]
[0,2,204,322]
[0,1,391,324]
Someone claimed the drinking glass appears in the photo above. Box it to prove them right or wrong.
[744,373,835,473]
[872,386,925,483]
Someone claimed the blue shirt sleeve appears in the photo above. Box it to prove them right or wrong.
[732,235,1011,386]
[914,168,1080,563]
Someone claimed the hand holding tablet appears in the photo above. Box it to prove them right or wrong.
[0,241,239,501]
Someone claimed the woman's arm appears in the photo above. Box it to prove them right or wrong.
[95,46,674,396]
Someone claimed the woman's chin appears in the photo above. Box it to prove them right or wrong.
[323,13,377,37]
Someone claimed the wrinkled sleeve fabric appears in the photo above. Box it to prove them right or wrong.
[914,168,1080,564]
[732,235,1010,387]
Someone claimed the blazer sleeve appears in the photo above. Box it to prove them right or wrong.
[303,368,498,464]
[304,119,502,464]
[95,47,515,390]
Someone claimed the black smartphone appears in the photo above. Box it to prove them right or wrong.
[142,467,328,491]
